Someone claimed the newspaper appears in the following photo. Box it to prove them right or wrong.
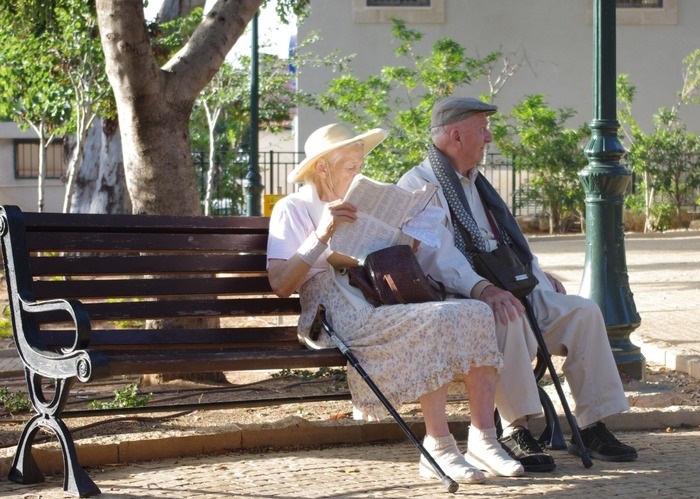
[329,174,438,260]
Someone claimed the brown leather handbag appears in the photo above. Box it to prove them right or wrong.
[347,245,446,306]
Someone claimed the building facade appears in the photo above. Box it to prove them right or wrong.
[0,122,66,213]
[296,0,698,149]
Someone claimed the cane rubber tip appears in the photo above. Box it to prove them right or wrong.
[583,456,594,468]
[442,476,459,493]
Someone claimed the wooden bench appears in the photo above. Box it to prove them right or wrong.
[0,204,565,497]
[0,205,347,497]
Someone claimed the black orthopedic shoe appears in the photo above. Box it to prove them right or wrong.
[498,426,556,472]
[568,422,638,462]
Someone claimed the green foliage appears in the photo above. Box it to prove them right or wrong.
[0,386,31,413]
[618,56,700,232]
[192,47,301,214]
[649,201,676,232]
[491,95,589,234]
[679,49,700,105]
[149,7,203,66]
[0,305,13,339]
[0,0,113,165]
[310,18,501,183]
[0,15,71,133]
[270,0,311,24]
[0,0,89,35]
[53,1,114,121]
[624,191,646,214]
[625,121,700,230]
[88,384,153,410]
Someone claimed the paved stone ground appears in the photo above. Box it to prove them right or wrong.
[4,429,699,498]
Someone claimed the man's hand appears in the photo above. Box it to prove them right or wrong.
[479,284,525,324]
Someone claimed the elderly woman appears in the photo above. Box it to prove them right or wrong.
[267,123,523,484]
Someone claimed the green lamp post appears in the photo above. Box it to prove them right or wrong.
[245,11,263,216]
[579,0,644,379]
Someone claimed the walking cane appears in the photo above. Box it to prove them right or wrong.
[310,305,459,494]
[520,296,593,468]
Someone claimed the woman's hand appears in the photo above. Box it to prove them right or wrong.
[315,200,358,243]
[269,200,360,298]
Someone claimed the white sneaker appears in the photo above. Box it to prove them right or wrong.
[465,427,525,477]
[419,434,486,484]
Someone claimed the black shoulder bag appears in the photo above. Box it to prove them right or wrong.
[454,207,538,299]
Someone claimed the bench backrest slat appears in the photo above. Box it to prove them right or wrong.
[21,211,270,233]
[26,232,269,253]
[29,254,267,276]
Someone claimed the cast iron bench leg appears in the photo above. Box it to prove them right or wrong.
[9,415,101,497]
[9,371,102,497]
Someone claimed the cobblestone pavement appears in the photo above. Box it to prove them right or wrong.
[4,430,699,498]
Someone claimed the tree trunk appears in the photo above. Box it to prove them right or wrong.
[96,0,262,216]
[38,139,46,213]
[140,318,228,386]
[71,118,131,214]
[33,120,48,213]
[95,0,263,385]
[643,172,655,233]
[62,105,99,214]
[203,102,222,216]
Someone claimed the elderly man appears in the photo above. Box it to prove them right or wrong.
[397,97,637,472]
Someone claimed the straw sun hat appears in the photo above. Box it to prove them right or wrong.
[288,123,387,183]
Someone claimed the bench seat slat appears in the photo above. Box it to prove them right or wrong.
[42,327,301,348]
[34,297,301,323]
[32,276,274,300]
[102,348,346,377]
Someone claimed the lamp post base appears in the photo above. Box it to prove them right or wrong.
[609,327,646,381]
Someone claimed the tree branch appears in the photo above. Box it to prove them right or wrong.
[163,0,264,98]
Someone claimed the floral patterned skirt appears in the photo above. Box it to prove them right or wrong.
[298,271,503,420]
